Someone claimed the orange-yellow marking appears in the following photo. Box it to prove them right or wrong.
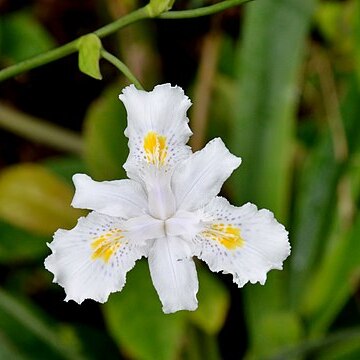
[144,131,167,166]
[91,229,124,262]
[202,224,244,250]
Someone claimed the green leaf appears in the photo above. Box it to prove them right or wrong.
[207,75,237,144]
[342,77,360,153]
[289,133,340,306]
[0,288,84,360]
[0,332,27,360]
[291,78,360,312]
[0,11,55,63]
[246,311,303,359]
[189,265,229,335]
[232,0,315,221]
[315,2,342,43]
[78,34,102,80]
[352,0,360,86]
[43,156,87,184]
[0,220,47,263]
[268,327,360,360]
[70,324,120,360]
[301,209,360,335]
[314,335,360,360]
[103,260,187,360]
[0,164,84,235]
[232,0,315,353]
[218,35,237,78]
[83,83,128,180]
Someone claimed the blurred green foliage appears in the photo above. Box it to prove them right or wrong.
[0,0,359,359]
[83,83,128,181]
[0,11,55,64]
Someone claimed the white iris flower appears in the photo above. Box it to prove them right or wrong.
[45,84,290,314]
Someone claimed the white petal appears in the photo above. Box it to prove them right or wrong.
[148,236,198,313]
[119,84,192,177]
[144,168,176,220]
[44,211,158,304]
[172,138,241,211]
[194,197,290,287]
[71,174,147,218]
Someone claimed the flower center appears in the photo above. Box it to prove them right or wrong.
[164,211,201,238]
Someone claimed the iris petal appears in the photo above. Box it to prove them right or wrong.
[194,197,290,287]
[45,212,153,304]
[148,236,198,313]
[119,84,193,181]
[72,174,147,219]
[172,138,241,211]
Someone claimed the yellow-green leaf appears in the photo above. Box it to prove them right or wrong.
[0,164,84,235]
[78,34,102,80]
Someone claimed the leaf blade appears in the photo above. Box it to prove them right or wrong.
[78,34,102,80]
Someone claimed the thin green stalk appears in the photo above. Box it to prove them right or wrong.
[0,6,150,82]
[94,6,150,38]
[100,49,144,90]
[160,0,254,19]
[0,0,254,82]
[0,40,77,82]
[0,102,83,154]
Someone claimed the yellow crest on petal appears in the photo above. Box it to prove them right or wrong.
[203,224,244,250]
[144,131,168,166]
[91,229,124,262]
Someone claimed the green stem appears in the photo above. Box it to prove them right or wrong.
[94,6,150,38]
[0,40,77,82]
[100,49,144,90]
[0,6,150,82]
[160,0,254,19]
[0,0,254,82]
[0,102,83,154]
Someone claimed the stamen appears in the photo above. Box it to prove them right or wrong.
[202,223,244,250]
[144,131,168,166]
[91,229,124,262]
